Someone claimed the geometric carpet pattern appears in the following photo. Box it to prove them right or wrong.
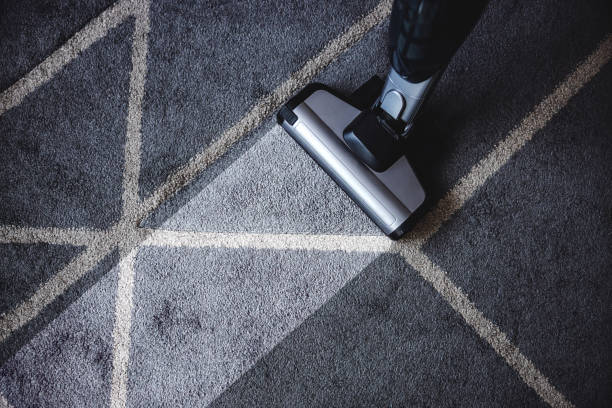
[1,0,610,407]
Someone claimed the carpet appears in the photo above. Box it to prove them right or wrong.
[1,0,611,406]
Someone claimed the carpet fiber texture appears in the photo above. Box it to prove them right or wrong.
[0,0,611,407]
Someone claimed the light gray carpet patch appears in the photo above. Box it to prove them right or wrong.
[143,0,611,235]
[422,65,612,407]
[0,261,119,408]
[147,0,612,227]
[141,22,391,231]
[127,246,380,407]
[0,243,83,315]
[138,0,380,200]
[0,18,134,229]
[158,125,379,234]
[1,0,611,406]
[209,254,546,407]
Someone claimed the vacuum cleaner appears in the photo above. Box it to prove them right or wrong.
[278,0,488,239]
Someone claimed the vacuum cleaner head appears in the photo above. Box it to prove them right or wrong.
[277,78,426,239]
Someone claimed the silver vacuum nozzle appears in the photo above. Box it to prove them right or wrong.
[278,82,426,239]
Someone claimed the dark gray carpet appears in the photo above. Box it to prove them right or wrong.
[209,254,547,408]
[1,0,611,407]
[0,17,134,228]
[422,65,612,406]
[0,0,116,91]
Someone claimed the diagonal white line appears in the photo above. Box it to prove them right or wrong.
[164,34,610,408]
[0,225,101,246]
[142,229,393,253]
[0,220,150,345]
[0,0,391,348]
[406,34,612,247]
[138,0,394,219]
[1,0,606,402]
[121,0,151,217]
[140,30,610,258]
[0,0,134,117]
[394,34,612,408]
[400,245,574,408]
[0,230,116,343]
[109,247,137,408]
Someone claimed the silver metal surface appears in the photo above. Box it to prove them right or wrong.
[280,89,425,235]
[380,90,405,120]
